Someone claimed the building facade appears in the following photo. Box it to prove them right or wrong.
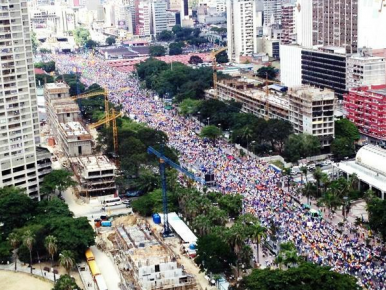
[301,47,347,99]
[280,44,302,87]
[280,3,295,44]
[346,49,386,90]
[0,0,49,199]
[312,0,358,53]
[227,0,257,63]
[263,0,282,25]
[151,0,168,35]
[207,80,336,147]
[344,85,386,143]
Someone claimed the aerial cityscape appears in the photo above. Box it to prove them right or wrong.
[0,0,385,290]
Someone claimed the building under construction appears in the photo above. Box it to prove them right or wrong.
[115,224,197,290]
[44,82,116,197]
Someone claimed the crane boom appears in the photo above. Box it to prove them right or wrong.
[147,146,205,236]
[210,47,228,99]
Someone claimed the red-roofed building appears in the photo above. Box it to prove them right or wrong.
[34,68,46,74]
[344,85,386,142]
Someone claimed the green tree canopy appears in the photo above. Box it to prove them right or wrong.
[194,234,236,274]
[179,98,202,116]
[41,169,77,196]
[367,197,386,240]
[216,50,229,64]
[200,125,222,143]
[73,27,90,46]
[256,66,277,80]
[53,274,81,290]
[331,137,356,160]
[335,119,360,141]
[105,36,116,45]
[284,133,321,163]
[35,74,54,86]
[241,262,360,290]
[188,55,204,65]
[34,61,55,73]
[157,30,174,42]
[85,39,98,49]
[149,45,166,57]
[169,42,184,55]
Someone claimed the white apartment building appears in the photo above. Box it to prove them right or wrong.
[346,49,386,90]
[294,0,313,48]
[280,44,302,87]
[0,0,49,199]
[151,0,168,35]
[227,0,257,63]
[137,1,151,36]
[263,0,282,25]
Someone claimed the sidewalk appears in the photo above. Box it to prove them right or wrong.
[0,261,59,282]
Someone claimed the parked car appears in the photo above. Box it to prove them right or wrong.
[307,163,316,170]
[321,160,333,166]
[122,200,131,205]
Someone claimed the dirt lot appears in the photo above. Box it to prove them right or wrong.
[0,270,53,290]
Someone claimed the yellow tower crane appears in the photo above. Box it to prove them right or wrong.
[210,47,228,99]
[70,89,110,128]
[89,108,123,167]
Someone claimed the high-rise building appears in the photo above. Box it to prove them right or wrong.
[136,1,151,35]
[0,0,50,199]
[151,0,168,34]
[227,0,257,63]
[281,3,295,44]
[263,0,282,25]
[294,0,313,48]
[312,0,358,53]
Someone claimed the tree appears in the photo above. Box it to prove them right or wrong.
[59,250,75,275]
[249,223,267,264]
[35,74,54,86]
[313,167,324,197]
[200,125,222,144]
[274,242,301,269]
[179,98,202,116]
[105,36,116,45]
[73,28,90,46]
[331,137,355,160]
[218,194,243,218]
[284,134,320,163]
[85,39,98,49]
[255,66,277,80]
[149,45,166,57]
[265,119,293,153]
[35,61,55,73]
[31,31,39,53]
[41,169,77,197]
[132,171,160,194]
[169,42,183,55]
[157,30,174,42]
[367,198,386,240]
[335,119,360,141]
[7,233,19,271]
[188,55,203,65]
[45,235,58,280]
[22,230,35,274]
[194,234,236,274]
[216,50,229,64]
[241,262,361,290]
[53,274,81,290]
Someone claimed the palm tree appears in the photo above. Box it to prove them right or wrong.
[7,233,19,271]
[313,167,324,197]
[300,166,308,184]
[320,173,330,195]
[242,126,253,150]
[23,230,35,274]
[249,223,267,264]
[193,215,212,236]
[45,235,58,281]
[59,250,75,275]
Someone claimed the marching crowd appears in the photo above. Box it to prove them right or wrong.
[51,53,386,290]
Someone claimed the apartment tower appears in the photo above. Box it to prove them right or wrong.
[312,0,358,53]
[227,0,257,63]
[0,0,45,199]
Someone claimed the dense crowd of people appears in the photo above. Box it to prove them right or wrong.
[50,53,386,290]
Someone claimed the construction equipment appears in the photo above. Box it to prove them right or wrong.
[210,46,228,98]
[147,146,205,236]
[71,89,110,128]
[265,73,270,121]
[89,109,123,166]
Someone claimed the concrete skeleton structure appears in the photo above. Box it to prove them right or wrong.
[0,0,52,199]
[115,224,197,290]
[44,82,116,197]
[206,80,336,147]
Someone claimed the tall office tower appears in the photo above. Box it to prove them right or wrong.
[151,0,168,34]
[227,0,257,63]
[136,1,151,35]
[281,3,295,44]
[295,0,313,48]
[263,0,282,25]
[0,0,47,199]
[312,0,358,53]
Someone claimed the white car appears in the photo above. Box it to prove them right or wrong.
[321,160,332,166]
[307,164,316,170]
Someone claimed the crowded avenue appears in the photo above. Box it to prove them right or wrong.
[51,53,386,290]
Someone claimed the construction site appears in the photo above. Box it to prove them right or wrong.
[43,82,117,197]
[95,215,202,290]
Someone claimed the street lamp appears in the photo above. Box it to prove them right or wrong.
[207,117,210,125]
[197,111,201,123]
[343,196,348,220]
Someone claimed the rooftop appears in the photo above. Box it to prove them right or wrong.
[60,121,90,137]
[369,88,386,97]
[45,82,70,90]
[77,155,116,171]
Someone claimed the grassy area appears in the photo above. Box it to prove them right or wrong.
[271,160,284,170]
